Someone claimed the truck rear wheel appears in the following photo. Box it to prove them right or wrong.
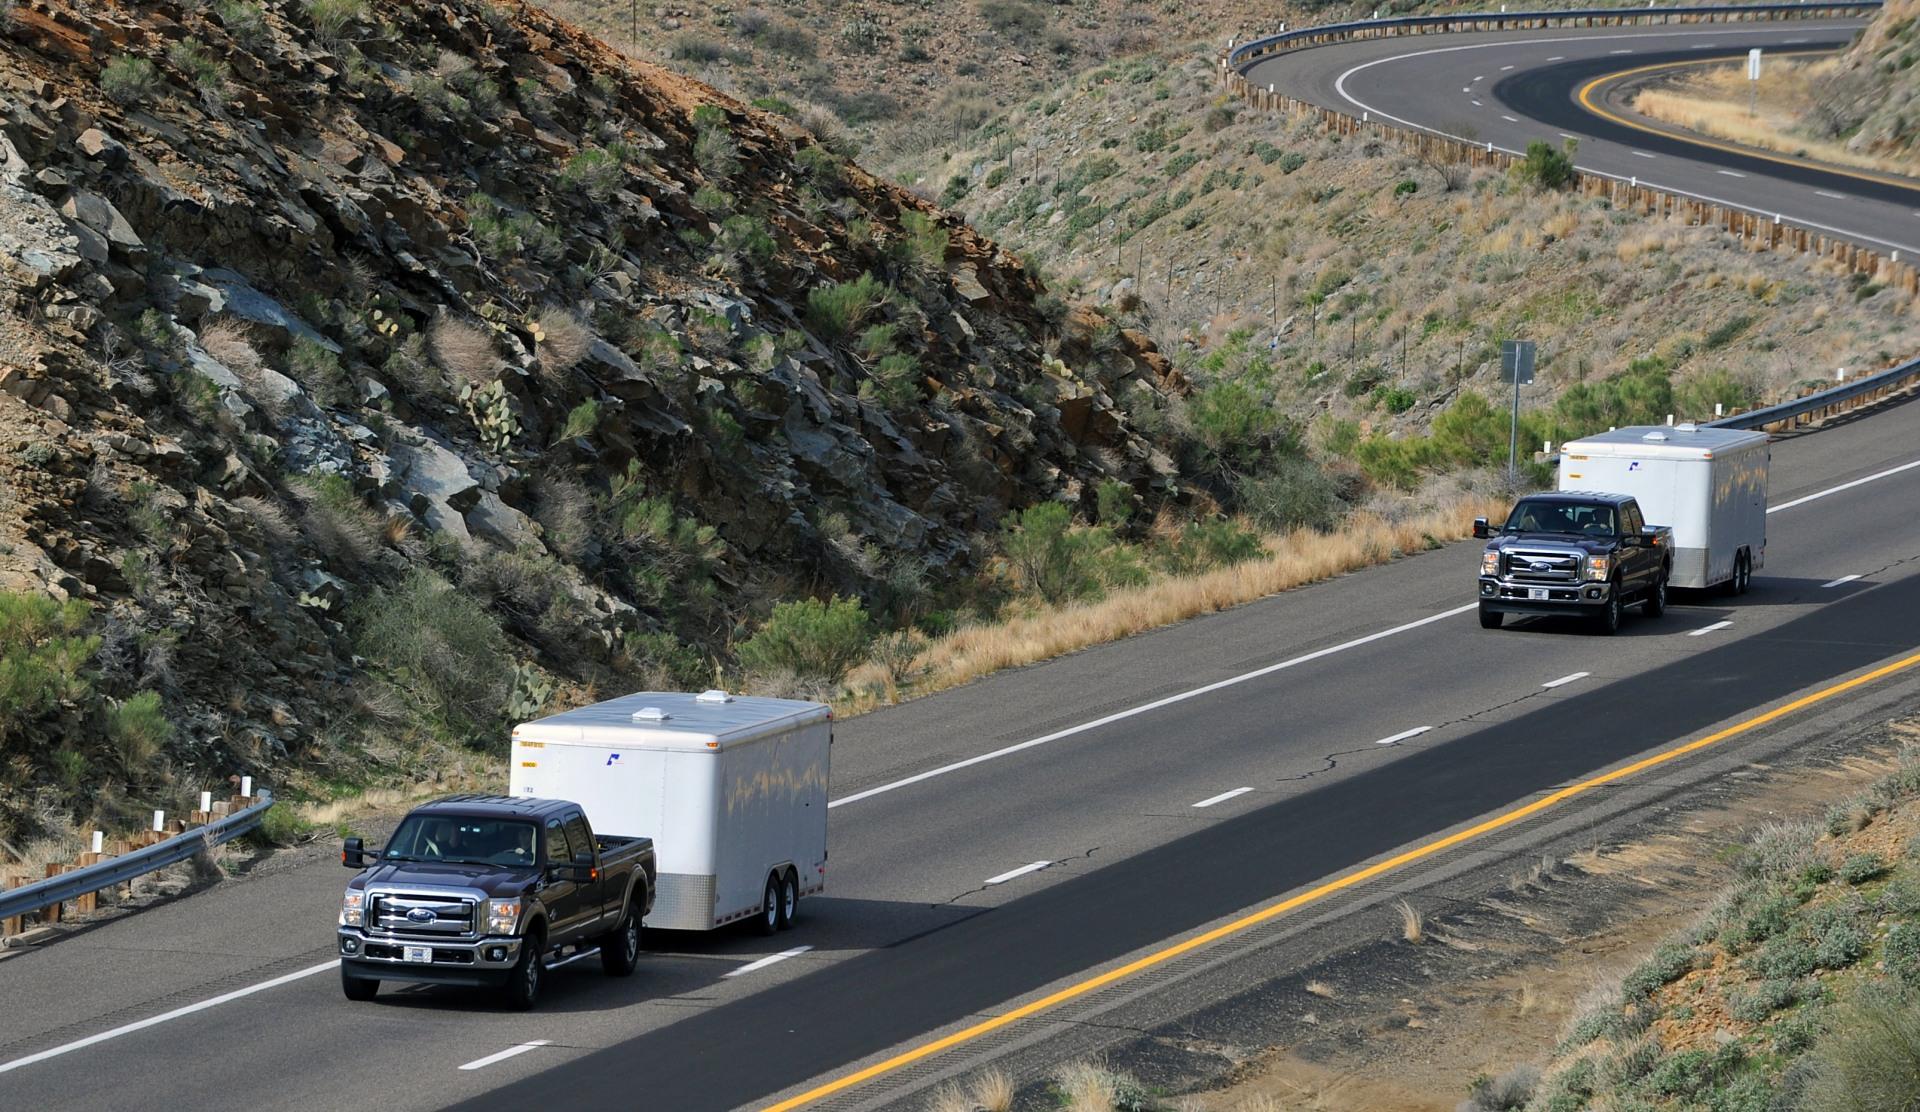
[1478,606,1502,630]
[777,869,798,931]
[340,966,379,1002]
[756,873,781,936]
[599,908,640,977]
[503,932,544,1011]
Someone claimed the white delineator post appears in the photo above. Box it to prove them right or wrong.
[241,776,253,798]
[152,811,165,833]
[91,831,104,854]
[200,791,213,813]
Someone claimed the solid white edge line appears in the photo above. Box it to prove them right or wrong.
[1322,30,1920,257]
[458,1040,552,1072]
[1542,671,1592,689]
[1689,620,1735,637]
[985,861,1052,886]
[0,959,341,1075]
[829,603,1478,808]
[1770,459,1920,513]
[1822,574,1863,588]
[1193,787,1255,809]
[1375,726,1433,746]
[724,945,814,978]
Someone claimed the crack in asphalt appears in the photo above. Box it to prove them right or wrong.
[933,846,1104,908]
[1266,686,1549,791]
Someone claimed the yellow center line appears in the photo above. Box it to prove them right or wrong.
[1576,53,1920,194]
[762,647,1920,1111]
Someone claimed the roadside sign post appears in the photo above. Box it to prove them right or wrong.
[1500,340,1536,487]
[1748,48,1762,118]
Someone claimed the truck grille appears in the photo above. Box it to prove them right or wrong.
[1503,549,1582,584]
[368,892,479,940]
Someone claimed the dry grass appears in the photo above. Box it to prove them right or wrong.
[429,315,502,386]
[1630,59,1914,177]
[1304,979,1338,998]
[199,317,271,397]
[233,495,298,548]
[1054,1062,1116,1111]
[839,495,1502,717]
[1395,898,1424,944]
[533,308,593,383]
[969,1067,1015,1112]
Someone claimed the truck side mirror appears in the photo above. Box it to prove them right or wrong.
[552,850,597,883]
[1472,517,1490,539]
[342,837,369,868]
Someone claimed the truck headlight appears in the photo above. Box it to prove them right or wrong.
[487,899,521,936]
[1585,555,1612,581]
[340,890,365,928]
[1480,551,1499,576]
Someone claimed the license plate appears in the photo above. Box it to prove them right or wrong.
[1529,588,1549,600]
[404,945,433,964]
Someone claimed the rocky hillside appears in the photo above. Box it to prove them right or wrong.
[1816,0,1920,158]
[0,0,1185,841]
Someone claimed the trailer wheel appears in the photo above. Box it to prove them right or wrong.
[756,873,781,936]
[1644,573,1667,618]
[1734,550,1752,595]
[777,869,798,931]
[340,966,379,1002]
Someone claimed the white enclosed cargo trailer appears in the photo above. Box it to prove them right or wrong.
[508,690,830,933]
[1557,424,1769,591]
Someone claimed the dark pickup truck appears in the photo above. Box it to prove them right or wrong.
[1473,492,1673,634]
[336,794,655,1009]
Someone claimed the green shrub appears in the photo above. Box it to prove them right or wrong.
[694,124,740,181]
[1622,941,1697,999]
[1796,985,1920,1111]
[253,803,316,847]
[1723,888,1797,949]
[1730,978,1799,1023]
[167,39,228,93]
[101,56,161,106]
[1157,519,1264,576]
[984,165,1009,189]
[302,0,367,44]
[1840,852,1888,884]
[106,690,172,772]
[1236,460,1347,534]
[0,593,97,744]
[998,502,1142,605]
[1752,932,1817,979]
[1394,178,1419,196]
[1278,150,1308,174]
[1884,923,1920,986]
[978,0,1044,36]
[861,353,921,410]
[558,147,624,200]
[1645,1046,1745,1098]
[737,597,873,686]
[287,336,348,407]
[468,194,564,265]
[218,1,271,50]
[556,400,600,443]
[1740,821,1822,880]
[669,32,735,63]
[351,571,514,742]
[1186,379,1296,477]
[1516,138,1577,191]
[898,210,949,273]
[807,272,888,338]
[1812,908,1866,968]
[939,174,970,206]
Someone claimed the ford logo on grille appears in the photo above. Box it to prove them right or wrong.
[406,908,437,924]
[1529,560,1554,572]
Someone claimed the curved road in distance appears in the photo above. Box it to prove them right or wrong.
[5,29,1920,1110]
[1244,20,1920,255]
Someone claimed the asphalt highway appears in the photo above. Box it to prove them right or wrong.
[1243,20,1920,255]
[4,23,1920,1112]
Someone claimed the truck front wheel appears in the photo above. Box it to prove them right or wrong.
[1478,606,1502,630]
[341,966,379,1002]
[504,932,544,1011]
[599,909,640,977]
[1644,573,1667,618]
[1596,586,1623,635]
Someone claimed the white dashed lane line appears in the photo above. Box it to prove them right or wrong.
[1689,621,1735,638]
[1375,726,1434,746]
[1632,150,1656,158]
[1822,575,1862,589]
[1193,787,1255,809]
[1816,190,1846,199]
[1718,170,1747,178]
[1502,114,1520,122]
[726,946,813,978]
[1542,672,1591,689]
[985,861,1052,886]
[459,1042,552,1072]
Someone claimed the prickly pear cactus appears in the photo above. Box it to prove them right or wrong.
[459,379,521,453]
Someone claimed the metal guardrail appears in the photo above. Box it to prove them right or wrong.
[0,792,275,924]
[1227,2,1882,71]
[1706,356,1920,430]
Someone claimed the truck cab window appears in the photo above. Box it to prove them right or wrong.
[563,814,592,860]
[545,817,571,865]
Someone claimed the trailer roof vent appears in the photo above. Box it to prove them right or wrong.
[631,706,671,722]
[695,689,734,704]
[1641,430,1669,441]
[1675,422,1699,432]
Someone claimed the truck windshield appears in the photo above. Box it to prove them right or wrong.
[1504,500,1617,537]
[383,816,538,867]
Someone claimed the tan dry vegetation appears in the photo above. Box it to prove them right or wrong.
[1629,57,1918,177]
[427,314,502,386]
[839,495,1502,716]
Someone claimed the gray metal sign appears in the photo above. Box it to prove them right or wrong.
[1500,340,1536,385]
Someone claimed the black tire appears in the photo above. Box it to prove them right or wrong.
[755,873,781,936]
[1644,572,1667,618]
[599,906,641,977]
[504,932,544,1011]
[1735,550,1752,596]
[776,869,798,931]
[1478,605,1502,630]
[1596,585,1623,635]
[340,966,379,1002]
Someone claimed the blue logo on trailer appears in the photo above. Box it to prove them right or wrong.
[1629,461,1641,471]
[606,753,622,767]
